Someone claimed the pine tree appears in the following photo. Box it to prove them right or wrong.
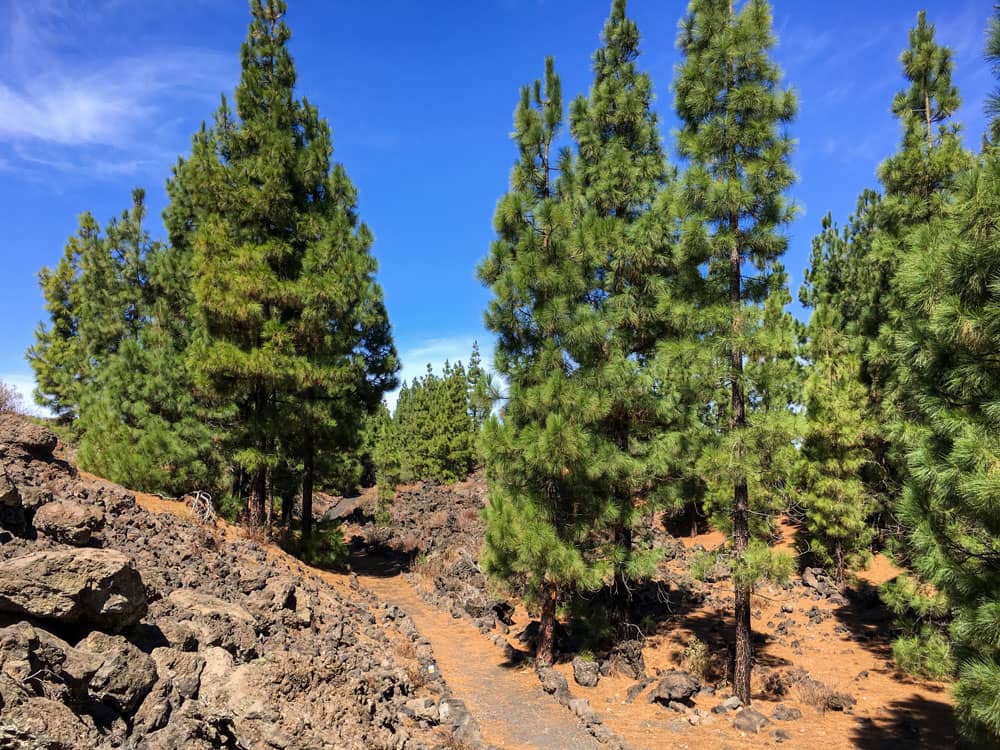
[172,0,396,526]
[478,57,608,665]
[567,0,673,636]
[467,341,489,431]
[75,190,215,495]
[869,10,970,407]
[674,0,798,703]
[987,5,1000,145]
[796,211,882,583]
[27,215,96,419]
[894,149,1000,747]
[377,362,472,485]
[289,159,398,537]
[796,314,876,584]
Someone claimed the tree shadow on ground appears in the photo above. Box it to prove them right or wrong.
[831,581,899,662]
[850,694,959,749]
[345,534,416,577]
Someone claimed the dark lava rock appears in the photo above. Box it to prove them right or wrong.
[648,670,700,707]
[732,707,770,733]
[0,548,147,631]
[572,656,600,688]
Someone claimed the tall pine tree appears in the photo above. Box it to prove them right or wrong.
[674,0,797,703]
[478,58,607,665]
[895,147,1000,747]
[173,0,396,526]
[567,0,674,636]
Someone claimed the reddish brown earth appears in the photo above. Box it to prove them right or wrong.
[358,479,959,750]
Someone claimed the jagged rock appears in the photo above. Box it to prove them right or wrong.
[572,656,600,688]
[537,666,571,705]
[732,707,770,733]
[33,500,105,545]
[0,548,147,631]
[167,589,258,659]
[137,700,247,750]
[772,703,802,721]
[1,696,102,747]
[403,696,439,722]
[802,567,839,597]
[77,631,157,714]
[568,697,600,724]
[625,678,655,704]
[151,648,205,700]
[608,639,646,680]
[825,690,857,711]
[438,698,481,744]
[649,670,700,707]
[0,416,57,456]
[0,470,18,507]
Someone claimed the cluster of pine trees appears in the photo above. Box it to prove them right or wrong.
[28,0,398,540]
[479,0,797,702]
[372,344,486,489]
[479,0,1000,740]
[25,0,1000,742]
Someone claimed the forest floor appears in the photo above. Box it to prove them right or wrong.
[345,478,961,750]
[135,479,960,750]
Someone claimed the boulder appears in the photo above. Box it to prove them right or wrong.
[77,631,157,714]
[152,647,205,700]
[537,665,571,705]
[772,703,802,721]
[1,695,102,747]
[0,469,19,507]
[168,589,258,659]
[0,548,147,631]
[608,639,646,680]
[33,500,105,545]
[0,415,58,456]
[732,707,770,733]
[649,670,700,707]
[572,656,600,687]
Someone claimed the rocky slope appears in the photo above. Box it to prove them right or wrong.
[355,476,959,749]
[0,415,466,750]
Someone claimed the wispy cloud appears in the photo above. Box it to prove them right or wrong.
[0,1,231,178]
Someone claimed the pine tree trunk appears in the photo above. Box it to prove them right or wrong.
[302,430,314,539]
[730,224,752,706]
[249,467,267,528]
[612,524,633,639]
[536,580,559,667]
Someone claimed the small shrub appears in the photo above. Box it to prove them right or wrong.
[682,637,715,681]
[298,520,348,569]
[427,509,449,529]
[892,629,953,680]
[0,381,24,415]
[457,507,481,532]
[690,549,728,582]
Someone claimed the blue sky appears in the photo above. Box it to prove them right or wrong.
[0,0,992,411]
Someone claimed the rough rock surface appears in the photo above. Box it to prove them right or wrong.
[0,417,460,750]
[0,548,147,631]
[572,656,600,688]
[648,671,701,707]
[33,500,105,545]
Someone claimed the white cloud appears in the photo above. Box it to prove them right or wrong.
[0,2,231,177]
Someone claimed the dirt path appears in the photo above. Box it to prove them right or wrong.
[352,552,601,750]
